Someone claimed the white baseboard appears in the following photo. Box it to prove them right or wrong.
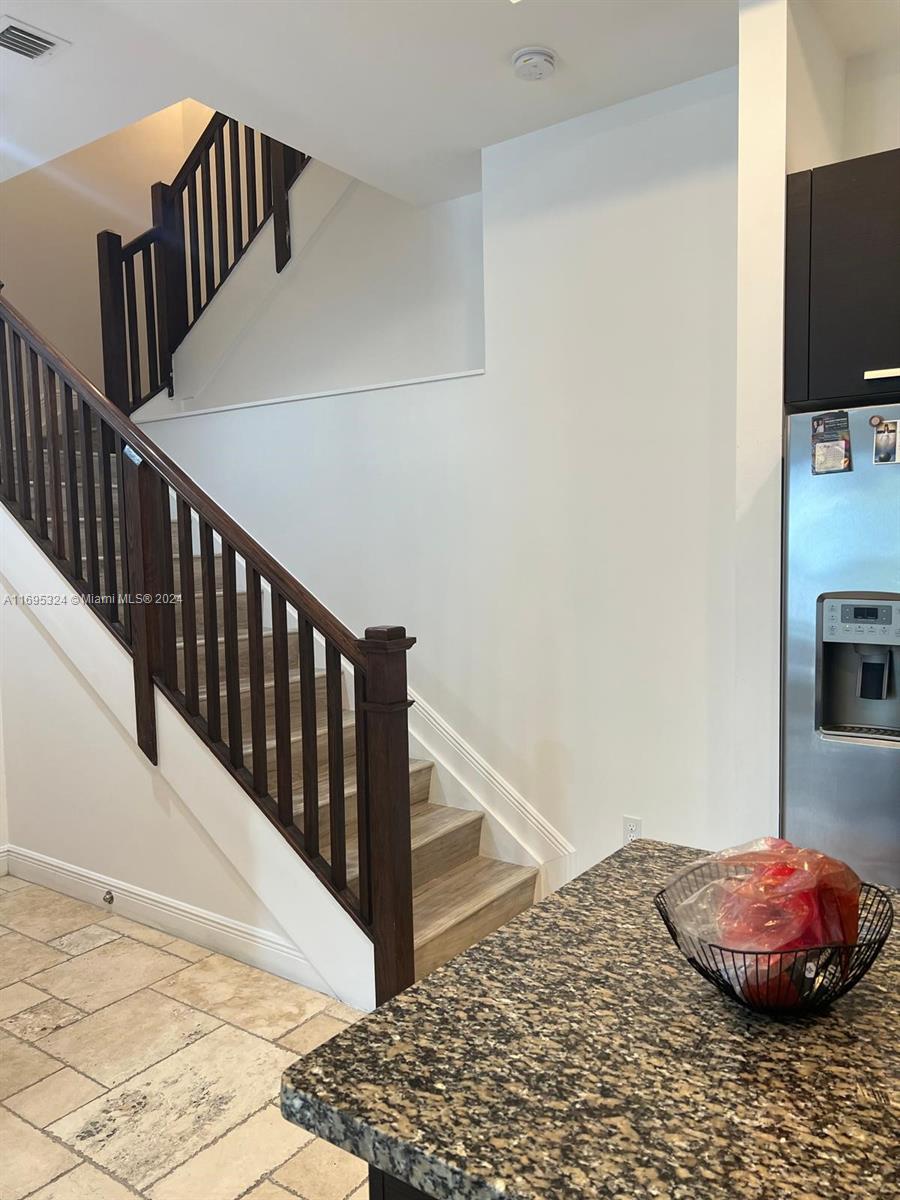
[3,844,333,994]
[407,690,576,897]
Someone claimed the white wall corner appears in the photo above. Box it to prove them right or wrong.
[786,0,846,173]
[0,506,375,1009]
[408,689,575,897]
[844,44,900,161]
[735,0,788,838]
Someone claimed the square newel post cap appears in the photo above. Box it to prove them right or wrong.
[360,626,416,652]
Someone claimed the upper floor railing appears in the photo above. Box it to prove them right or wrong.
[0,290,414,1004]
[97,111,308,414]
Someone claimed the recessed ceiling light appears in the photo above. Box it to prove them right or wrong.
[511,47,556,81]
[509,0,525,5]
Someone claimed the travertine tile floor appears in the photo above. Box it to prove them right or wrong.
[0,875,369,1200]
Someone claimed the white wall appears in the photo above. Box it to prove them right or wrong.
[140,68,749,874]
[843,45,900,159]
[786,3,900,172]
[149,178,484,416]
[0,100,212,386]
[0,588,275,928]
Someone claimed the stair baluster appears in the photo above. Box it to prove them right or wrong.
[0,317,15,503]
[78,400,100,598]
[60,383,81,577]
[10,332,31,519]
[246,567,269,795]
[176,496,200,715]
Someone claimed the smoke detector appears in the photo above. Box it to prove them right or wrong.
[0,15,70,61]
[511,47,556,82]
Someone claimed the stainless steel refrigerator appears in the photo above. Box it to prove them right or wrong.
[782,401,900,887]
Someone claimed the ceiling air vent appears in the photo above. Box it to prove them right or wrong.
[0,16,69,60]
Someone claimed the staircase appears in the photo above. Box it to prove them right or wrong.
[79,492,537,982]
[1,274,537,998]
[96,110,310,416]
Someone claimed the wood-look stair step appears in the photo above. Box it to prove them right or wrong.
[290,758,433,826]
[193,587,250,621]
[177,627,295,677]
[245,708,357,777]
[320,802,482,894]
[200,668,327,724]
[407,803,483,889]
[412,856,538,980]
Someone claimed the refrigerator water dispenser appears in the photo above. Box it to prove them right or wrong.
[817,594,900,741]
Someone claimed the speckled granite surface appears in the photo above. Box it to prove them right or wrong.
[281,839,899,1200]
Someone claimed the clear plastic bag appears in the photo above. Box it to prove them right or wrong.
[671,837,860,951]
[668,838,861,1004]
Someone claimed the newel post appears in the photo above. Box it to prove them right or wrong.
[151,181,188,383]
[269,142,292,274]
[121,445,167,764]
[360,625,416,1004]
[96,231,129,413]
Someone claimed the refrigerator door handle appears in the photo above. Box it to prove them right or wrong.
[863,367,900,380]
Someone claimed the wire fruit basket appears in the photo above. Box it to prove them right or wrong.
[655,859,894,1016]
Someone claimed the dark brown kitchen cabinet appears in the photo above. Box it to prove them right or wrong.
[785,147,900,411]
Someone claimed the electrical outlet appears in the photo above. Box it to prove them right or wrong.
[622,815,642,845]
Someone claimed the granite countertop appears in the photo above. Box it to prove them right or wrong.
[281,840,899,1200]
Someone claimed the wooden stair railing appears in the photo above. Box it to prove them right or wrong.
[97,111,309,413]
[0,292,415,1004]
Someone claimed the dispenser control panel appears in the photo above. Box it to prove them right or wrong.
[821,597,900,643]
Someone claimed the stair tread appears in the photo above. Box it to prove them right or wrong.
[291,757,433,811]
[244,708,355,755]
[198,666,322,700]
[320,801,480,881]
[409,802,482,848]
[178,627,273,649]
[413,856,537,949]
[322,799,474,847]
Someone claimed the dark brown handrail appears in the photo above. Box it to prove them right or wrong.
[0,292,364,666]
[170,111,229,195]
[121,226,161,257]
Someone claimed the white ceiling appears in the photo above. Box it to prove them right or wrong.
[0,0,739,203]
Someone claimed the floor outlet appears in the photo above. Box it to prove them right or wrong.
[622,816,643,845]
